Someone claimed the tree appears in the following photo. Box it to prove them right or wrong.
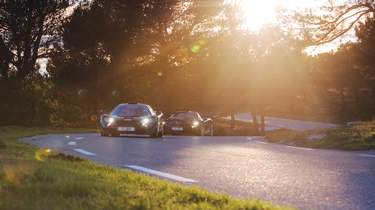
[284,0,375,121]
[290,0,374,45]
[355,17,375,119]
[0,0,70,79]
[50,0,225,113]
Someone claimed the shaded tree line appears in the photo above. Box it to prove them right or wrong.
[0,0,374,133]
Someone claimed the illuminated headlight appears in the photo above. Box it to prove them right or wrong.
[192,121,200,128]
[103,117,115,126]
[141,117,152,127]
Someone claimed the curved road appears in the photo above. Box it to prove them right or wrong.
[23,134,375,210]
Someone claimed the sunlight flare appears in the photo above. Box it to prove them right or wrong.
[227,0,338,31]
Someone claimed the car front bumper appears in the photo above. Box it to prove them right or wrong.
[164,125,201,135]
[101,124,155,135]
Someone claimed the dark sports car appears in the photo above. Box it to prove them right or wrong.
[164,111,213,136]
[99,103,164,138]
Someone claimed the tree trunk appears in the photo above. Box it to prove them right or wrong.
[251,111,259,134]
[372,85,375,120]
[260,112,265,135]
[230,111,235,129]
[0,38,11,79]
[353,87,362,120]
[17,7,45,79]
[18,4,34,79]
[340,87,346,121]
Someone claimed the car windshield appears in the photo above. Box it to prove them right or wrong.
[170,112,199,120]
[111,104,151,117]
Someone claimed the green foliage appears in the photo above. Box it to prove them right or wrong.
[0,127,291,210]
[0,139,5,149]
[0,0,70,79]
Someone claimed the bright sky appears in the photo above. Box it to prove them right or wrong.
[236,0,328,31]
[227,0,352,55]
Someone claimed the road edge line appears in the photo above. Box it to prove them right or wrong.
[124,165,198,183]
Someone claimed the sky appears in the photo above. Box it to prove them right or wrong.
[236,0,329,31]
[228,0,353,55]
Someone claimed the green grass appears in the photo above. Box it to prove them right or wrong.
[266,121,375,150]
[0,126,291,210]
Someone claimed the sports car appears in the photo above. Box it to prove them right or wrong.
[164,111,213,136]
[99,103,164,138]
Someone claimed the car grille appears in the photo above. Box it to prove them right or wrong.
[115,118,140,127]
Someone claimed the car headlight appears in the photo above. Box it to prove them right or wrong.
[192,121,200,128]
[141,117,152,127]
[103,116,115,126]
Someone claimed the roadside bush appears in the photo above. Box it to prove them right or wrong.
[265,121,375,150]
[214,119,258,136]
[48,153,86,162]
[0,139,5,149]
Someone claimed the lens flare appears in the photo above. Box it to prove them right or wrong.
[191,40,207,54]
[35,148,52,161]
[191,44,201,53]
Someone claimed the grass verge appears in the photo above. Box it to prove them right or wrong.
[214,119,257,136]
[266,121,375,150]
[0,126,291,210]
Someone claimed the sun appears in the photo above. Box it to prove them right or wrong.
[229,0,328,32]
[238,0,280,31]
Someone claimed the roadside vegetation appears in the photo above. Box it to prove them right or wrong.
[214,118,257,136]
[0,127,291,210]
[1,1,374,134]
[266,121,375,150]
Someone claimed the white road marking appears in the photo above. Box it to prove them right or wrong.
[75,137,84,140]
[65,135,70,139]
[120,134,150,138]
[254,141,268,144]
[247,136,265,141]
[74,149,96,156]
[124,165,198,183]
[286,146,314,151]
[359,154,375,158]
[68,141,77,146]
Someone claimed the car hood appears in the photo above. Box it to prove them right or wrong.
[166,119,194,125]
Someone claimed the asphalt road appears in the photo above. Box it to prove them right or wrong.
[23,133,375,210]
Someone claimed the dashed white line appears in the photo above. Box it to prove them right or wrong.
[68,141,77,146]
[254,141,268,144]
[124,165,198,184]
[73,149,96,156]
[286,146,314,151]
[247,137,265,141]
[75,137,84,140]
[359,154,375,158]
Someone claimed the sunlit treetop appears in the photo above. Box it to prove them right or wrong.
[223,0,374,55]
